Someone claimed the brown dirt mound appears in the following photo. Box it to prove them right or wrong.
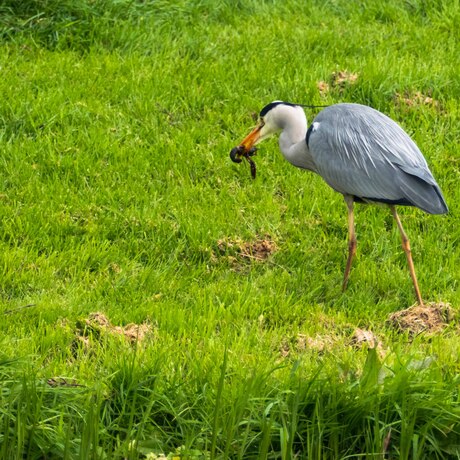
[216,236,278,265]
[75,312,153,345]
[318,70,358,96]
[394,90,439,109]
[350,328,379,349]
[387,302,453,334]
[317,80,330,96]
[331,70,358,87]
[280,333,336,357]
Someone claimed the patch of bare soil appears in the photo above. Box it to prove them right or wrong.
[317,80,330,96]
[387,302,453,334]
[215,236,278,269]
[331,70,359,87]
[280,333,336,357]
[75,312,154,348]
[394,90,439,109]
[350,328,380,349]
[317,70,359,95]
[349,328,387,358]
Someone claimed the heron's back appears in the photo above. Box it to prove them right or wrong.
[308,103,448,214]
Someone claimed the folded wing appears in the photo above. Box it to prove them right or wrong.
[307,104,447,214]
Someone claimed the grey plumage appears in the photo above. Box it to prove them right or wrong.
[307,103,447,214]
[233,101,447,215]
[231,100,448,304]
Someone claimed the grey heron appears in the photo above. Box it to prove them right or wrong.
[230,102,448,306]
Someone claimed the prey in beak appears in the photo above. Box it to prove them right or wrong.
[230,121,264,179]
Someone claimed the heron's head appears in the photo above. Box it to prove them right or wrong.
[230,101,305,163]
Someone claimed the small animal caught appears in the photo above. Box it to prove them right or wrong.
[230,145,257,179]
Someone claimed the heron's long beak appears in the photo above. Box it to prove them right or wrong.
[240,122,264,150]
[230,122,264,163]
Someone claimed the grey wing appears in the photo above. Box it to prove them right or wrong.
[308,104,447,214]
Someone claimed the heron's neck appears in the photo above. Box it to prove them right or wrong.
[279,122,316,172]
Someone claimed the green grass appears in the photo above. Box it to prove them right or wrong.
[1,0,460,458]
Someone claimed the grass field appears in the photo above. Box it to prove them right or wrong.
[1,0,460,458]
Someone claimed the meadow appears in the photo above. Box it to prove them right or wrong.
[1,0,460,458]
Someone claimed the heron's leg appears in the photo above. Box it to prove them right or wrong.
[342,195,357,292]
[390,206,424,306]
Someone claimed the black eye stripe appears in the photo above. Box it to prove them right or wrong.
[259,101,298,117]
[259,101,328,118]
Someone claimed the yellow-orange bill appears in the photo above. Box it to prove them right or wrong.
[230,121,263,166]
[240,123,263,151]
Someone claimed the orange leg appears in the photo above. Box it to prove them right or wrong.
[342,195,357,292]
[390,206,424,306]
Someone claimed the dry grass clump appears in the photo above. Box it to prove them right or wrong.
[74,312,154,347]
[350,328,380,349]
[280,333,338,358]
[214,235,278,269]
[394,90,440,109]
[387,302,453,334]
[317,70,359,95]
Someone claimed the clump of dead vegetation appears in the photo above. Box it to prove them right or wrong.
[387,302,453,335]
[280,333,338,358]
[213,235,278,270]
[74,312,154,351]
[350,328,380,349]
[394,90,440,110]
[317,70,359,96]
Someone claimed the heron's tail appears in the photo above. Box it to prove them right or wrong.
[399,173,448,214]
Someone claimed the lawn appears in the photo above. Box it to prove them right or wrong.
[1,0,460,458]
